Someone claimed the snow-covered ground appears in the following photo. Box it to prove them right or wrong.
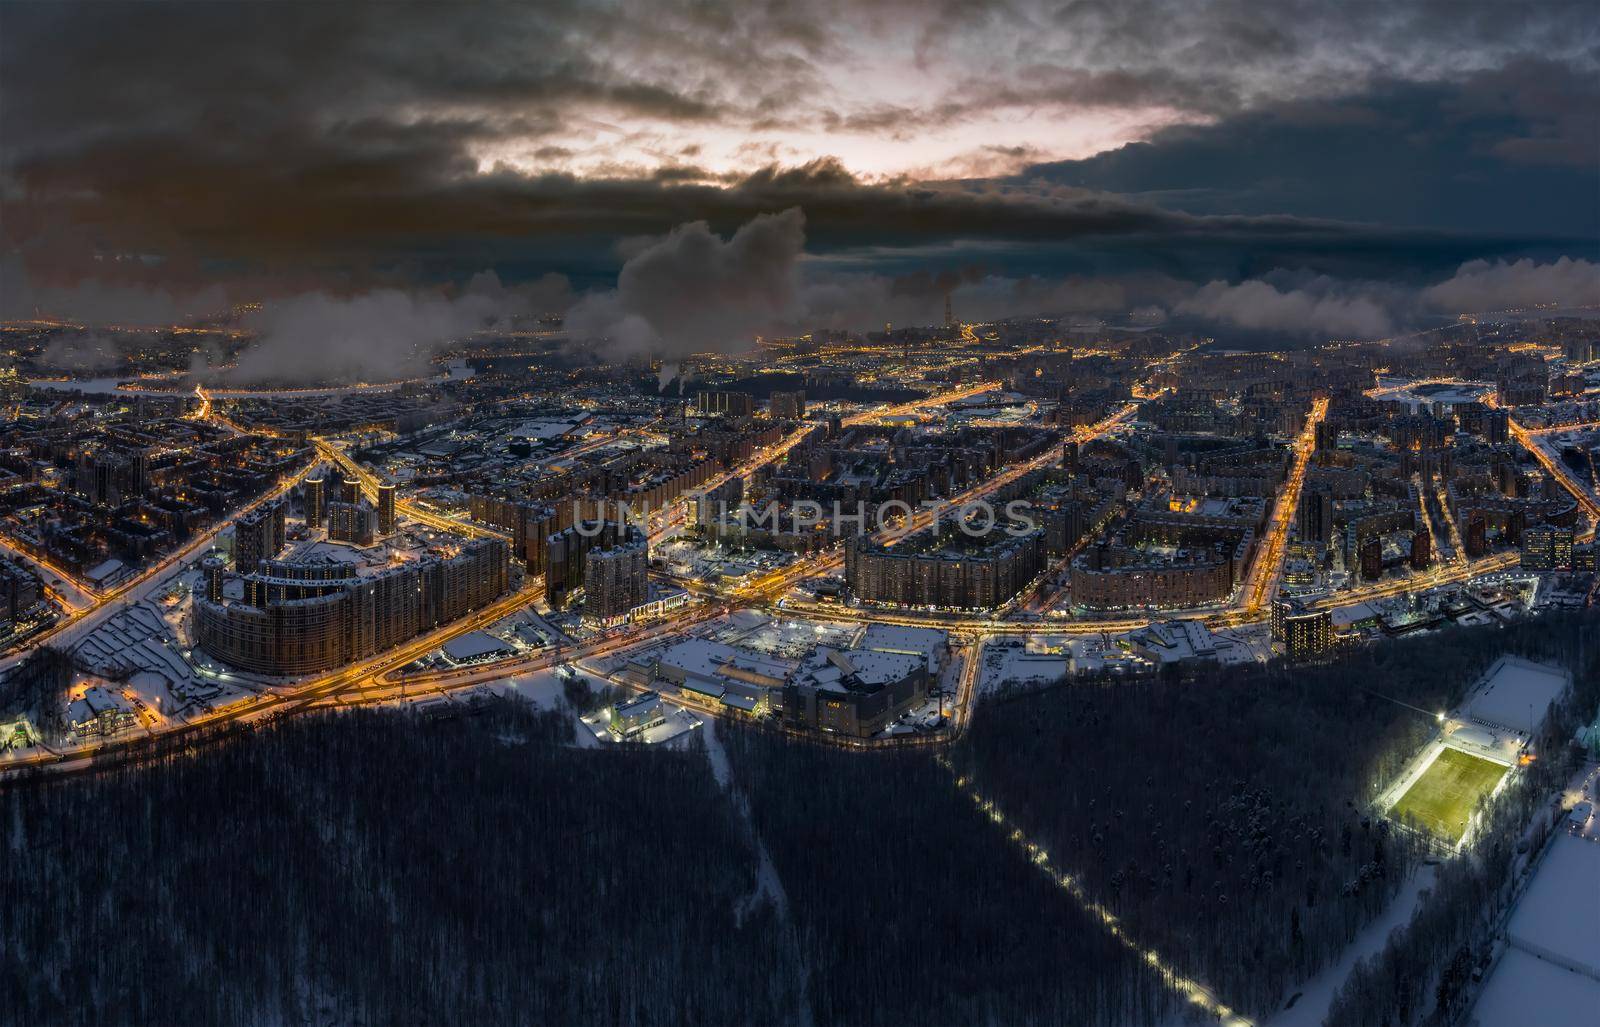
[1268,866,1438,1027]
[1470,946,1599,1026]
[487,670,567,710]
[978,639,1071,695]
[699,718,790,921]
[60,594,263,727]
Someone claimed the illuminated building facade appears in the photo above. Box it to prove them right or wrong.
[302,476,326,527]
[1281,606,1333,662]
[846,528,1044,610]
[376,483,396,535]
[193,537,509,675]
[234,500,285,573]
[695,390,755,417]
[582,528,649,624]
[769,390,806,420]
[327,501,376,545]
[1522,523,1576,570]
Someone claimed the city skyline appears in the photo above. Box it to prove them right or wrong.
[1,4,1598,1027]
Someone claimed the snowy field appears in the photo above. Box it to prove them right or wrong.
[1469,946,1600,1026]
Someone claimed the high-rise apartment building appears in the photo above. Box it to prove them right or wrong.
[303,476,326,527]
[1410,529,1431,570]
[695,390,755,417]
[1296,487,1334,546]
[376,483,396,535]
[582,530,649,624]
[327,501,376,545]
[1522,523,1575,570]
[194,538,510,675]
[545,520,646,611]
[769,390,806,420]
[1282,606,1333,662]
[234,500,286,574]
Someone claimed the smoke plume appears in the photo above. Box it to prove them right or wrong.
[566,208,806,358]
[223,271,565,384]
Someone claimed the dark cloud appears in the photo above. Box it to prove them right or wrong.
[0,255,229,326]
[13,106,1536,299]
[1,0,1594,331]
[1020,61,1600,239]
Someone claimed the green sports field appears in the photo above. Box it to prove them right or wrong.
[1390,747,1509,842]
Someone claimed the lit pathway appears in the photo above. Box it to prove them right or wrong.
[940,755,1255,1027]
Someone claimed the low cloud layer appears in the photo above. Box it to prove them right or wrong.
[800,268,1187,332]
[38,333,125,373]
[1177,275,1400,339]
[20,214,1600,381]
[571,217,1595,348]
[1173,258,1600,341]
[564,211,1191,355]
[230,283,507,384]
[1422,257,1600,313]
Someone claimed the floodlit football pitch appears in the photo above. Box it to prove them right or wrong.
[1390,747,1510,842]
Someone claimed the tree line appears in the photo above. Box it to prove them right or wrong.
[720,723,1186,1027]
[2,612,1593,1025]
[0,699,804,1025]
[950,612,1598,1023]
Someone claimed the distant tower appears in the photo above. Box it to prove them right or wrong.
[944,290,954,328]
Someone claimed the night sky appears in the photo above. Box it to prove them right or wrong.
[2,0,1597,356]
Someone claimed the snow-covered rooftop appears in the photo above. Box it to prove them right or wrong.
[442,631,515,663]
[1471,947,1600,1027]
[1506,833,1600,978]
[827,648,922,687]
[1464,655,1571,735]
[655,638,794,685]
[858,624,947,668]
